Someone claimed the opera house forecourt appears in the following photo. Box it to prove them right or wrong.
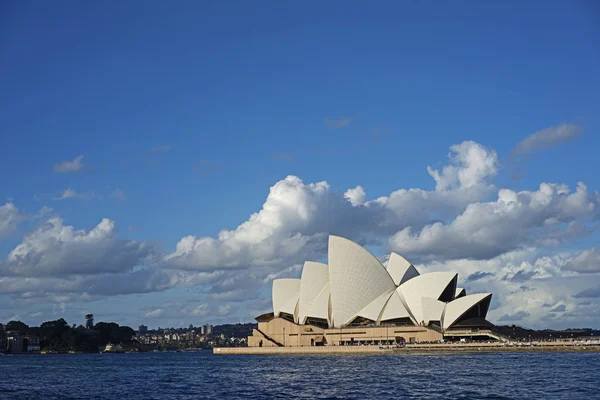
[245,235,496,349]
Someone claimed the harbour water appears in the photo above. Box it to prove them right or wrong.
[1,351,599,399]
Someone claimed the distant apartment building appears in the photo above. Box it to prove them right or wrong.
[201,324,212,335]
[138,324,148,335]
[23,335,40,352]
[6,331,23,353]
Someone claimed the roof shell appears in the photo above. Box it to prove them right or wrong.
[328,235,396,327]
[399,271,457,325]
[443,293,492,330]
[421,297,446,325]
[387,253,420,285]
[357,289,395,322]
[379,290,411,322]
[298,262,330,325]
[272,278,301,319]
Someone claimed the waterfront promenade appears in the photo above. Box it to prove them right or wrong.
[214,341,600,355]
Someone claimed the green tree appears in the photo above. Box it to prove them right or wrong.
[85,314,94,329]
[6,320,28,333]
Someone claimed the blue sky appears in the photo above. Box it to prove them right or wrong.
[1,1,599,330]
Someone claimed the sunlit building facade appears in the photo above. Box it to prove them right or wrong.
[248,235,495,347]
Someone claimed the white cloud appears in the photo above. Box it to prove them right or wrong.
[0,267,220,308]
[0,202,21,238]
[418,248,592,328]
[52,188,125,201]
[567,248,600,273]
[217,304,232,316]
[191,304,210,317]
[145,308,166,318]
[2,217,151,277]
[143,302,219,319]
[512,123,583,156]
[57,188,78,200]
[164,141,498,272]
[390,182,599,261]
[110,188,126,201]
[53,155,85,173]
[344,186,366,206]
[427,141,498,191]
[498,311,530,321]
[3,139,600,328]
[54,188,94,201]
[574,286,600,299]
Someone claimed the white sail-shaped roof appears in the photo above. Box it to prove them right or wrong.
[443,293,492,330]
[399,271,457,325]
[387,253,420,286]
[272,278,301,319]
[357,289,395,322]
[455,288,466,299]
[298,262,330,325]
[421,297,446,325]
[328,236,396,327]
[379,290,411,322]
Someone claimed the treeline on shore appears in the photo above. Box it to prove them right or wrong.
[3,318,135,353]
[493,325,600,341]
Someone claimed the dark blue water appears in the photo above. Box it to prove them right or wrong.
[1,351,598,399]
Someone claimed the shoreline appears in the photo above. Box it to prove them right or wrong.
[214,343,600,355]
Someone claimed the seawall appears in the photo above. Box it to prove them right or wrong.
[214,343,600,355]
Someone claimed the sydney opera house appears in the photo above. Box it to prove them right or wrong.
[248,235,496,347]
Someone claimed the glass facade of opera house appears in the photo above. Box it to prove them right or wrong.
[248,235,496,347]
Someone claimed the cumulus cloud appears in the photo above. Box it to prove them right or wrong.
[390,182,599,261]
[566,248,600,273]
[427,141,498,191]
[574,286,600,299]
[466,271,494,282]
[498,311,530,321]
[1,217,151,277]
[53,155,85,173]
[3,139,600,328]
[164,141,498,272]
[0,202,21,238]
[512,123,583,156]
[417,246,600,328]
[0,265,220,308]
[344,186,366,206]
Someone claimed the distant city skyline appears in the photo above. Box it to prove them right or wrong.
[1,2,599,329]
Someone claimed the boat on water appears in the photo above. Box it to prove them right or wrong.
[102,343,125,354]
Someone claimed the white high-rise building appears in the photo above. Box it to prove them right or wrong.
[201,324,212,335]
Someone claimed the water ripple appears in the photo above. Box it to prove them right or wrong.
[0,351,598,399]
